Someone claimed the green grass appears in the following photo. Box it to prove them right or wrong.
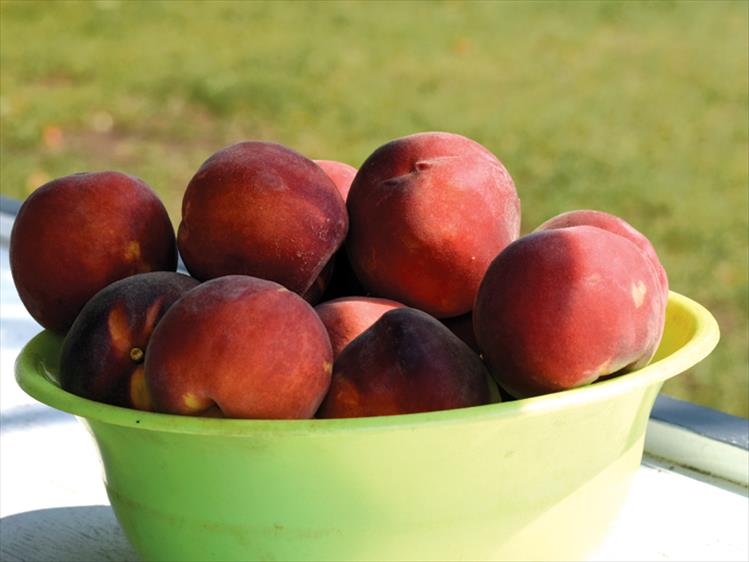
[1,0,746,417]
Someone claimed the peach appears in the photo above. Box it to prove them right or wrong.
[346,132,520,318]
[9,172,177,333]
[473,226,665,398]
[317,307,491,418]
[144,275,333,419]
[177,142,348,295]
[535,209,669,302]
[314,159,357,201]
[59,272,199,409]
[314,296,404,358]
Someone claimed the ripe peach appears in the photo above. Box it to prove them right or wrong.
[314,296,404,358]
[10,172,177,333]
[346,132,520,318]
[177,142,348,295]
[473,226,665,398]
[59,272,199,409]
[144,275,333,419]
[313,159,357,201]
[317,307,491,418]
[535,209,669,303]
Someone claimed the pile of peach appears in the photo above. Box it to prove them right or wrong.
[10,132,668,419]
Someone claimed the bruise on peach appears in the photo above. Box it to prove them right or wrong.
[108,297,165,357]
[129,366,151,411]
[107,303,133,356]
[182,392,213,412]
[631,281,647,308]
[123,241,151,273]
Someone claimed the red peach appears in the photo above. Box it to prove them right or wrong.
[144,275,333,419]
[317,307,491,418]
[474,226,665,398]
[10,172,177,333]
[177,142,348,295]
[346,132,520,318]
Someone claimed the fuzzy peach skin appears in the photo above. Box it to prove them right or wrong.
[346,132,520,318]
[314,159,358,201]
[59,272,199,409]
[317,307,491,418]
[144,275,333,419]
[314,296,405,358]
[177,142,348,295]
[473,226,665,398]
[535,209,669,303]
[10,172,177,333]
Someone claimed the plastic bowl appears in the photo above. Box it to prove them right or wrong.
[15,291,719,562]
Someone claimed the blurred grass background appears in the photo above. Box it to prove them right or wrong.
[1,0,746,417]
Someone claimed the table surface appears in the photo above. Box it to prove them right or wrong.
[1,213,747,562]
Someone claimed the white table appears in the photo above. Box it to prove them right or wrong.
[1,210,747,562]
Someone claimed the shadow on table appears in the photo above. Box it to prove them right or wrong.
[1,404,75,432]
[0,505,139,562]
[0,316,43,349]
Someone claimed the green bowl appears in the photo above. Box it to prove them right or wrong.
[15,291,719,562]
